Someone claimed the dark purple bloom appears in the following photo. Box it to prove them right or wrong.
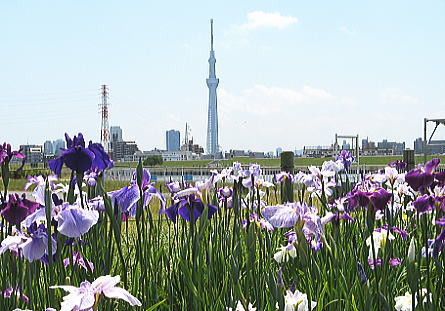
[369,188,392,211]
[405,158,440,193]
[340,212,355,222]
[389,258,402,266]
[0,194,39,225]
[435,216,445,227]
[49,133,95,174]
[0,143,26,169]
[347,190,370,210]
[356,261,367,284]
[413,194,435,214]
[392,226,408,239]
[165,194,217,223]
[88,142,113,172]
[367,258,382,270]
[432,229,445,257]
[388,160,407,171]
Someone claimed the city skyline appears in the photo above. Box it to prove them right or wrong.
[1,1,444,152]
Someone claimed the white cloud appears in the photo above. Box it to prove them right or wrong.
[302,85,335,100]
[238,11,297,31]
[217,84,344,151]
[381,88,420,107]
[339,25,357,36]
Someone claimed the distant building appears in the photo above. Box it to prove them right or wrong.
[181,137,204,155]
[110,126,123,142]
[302,145,335,158]
[112,141,139,161]
[414,137,445,155]
[130,149,200,162]
[377,139,405,155]
[276,147,283,158]
[20,145,43,165]
[361,138,369,150]
[53,139,65,156]
[166,130,180,151]
[43,140,53,155]
[342,140,351,150]
[224,150,266,159]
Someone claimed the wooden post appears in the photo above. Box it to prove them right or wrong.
[280,151,294,203]
[403,149,415,171]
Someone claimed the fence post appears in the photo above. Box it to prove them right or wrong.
[280,151,294,203]
[403,149,415,171]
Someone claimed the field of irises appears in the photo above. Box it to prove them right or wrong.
[1,133,445,311]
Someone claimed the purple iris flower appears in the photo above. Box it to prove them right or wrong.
[49,133,95,174]
[165,181,181,194]
[274,172,293,183]
[218,186,233,199]
[21,223,57,262]
[368,258,382,270]
[347,190,371,210]
[0,143,26,169]
[369,188,392,211]
[0,194,40,225]
[165,194,217,223]
[55,203,99,237]
[433,229,445,257]
[63,251,94,272]
[0,224,56,262]
[336,150,354,169]
[392,226,408,239]
[435,216,445,227]
[109,168,166,217]
[389,258,401,266]
[388,160,407,171]
[413,194,435,214]
[88,142,113,172]
[405,158,440,193]
[261,202,305,228]
[249,163,262,177]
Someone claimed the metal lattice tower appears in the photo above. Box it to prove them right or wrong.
[206,19,219,155]
[99,85,110,152]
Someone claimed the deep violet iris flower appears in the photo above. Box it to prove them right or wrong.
[405,158,440,193]
[346,187,391,211]
[49,133,113,175]
[0,194,40,225]
[0,142,26,169]
[413,194,435,214]
[165,194,218,223]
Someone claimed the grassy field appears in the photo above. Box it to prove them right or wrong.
[113,155,445,168]
[4,155,445,192]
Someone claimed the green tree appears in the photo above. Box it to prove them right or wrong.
[143,155,163,166]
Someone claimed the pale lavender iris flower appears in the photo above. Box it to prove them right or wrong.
[55,203,99,238]
[51,275,141,311]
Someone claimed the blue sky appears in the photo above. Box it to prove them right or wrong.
[1,0,444,152]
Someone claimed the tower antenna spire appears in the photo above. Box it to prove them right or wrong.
[210,18,214,51]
